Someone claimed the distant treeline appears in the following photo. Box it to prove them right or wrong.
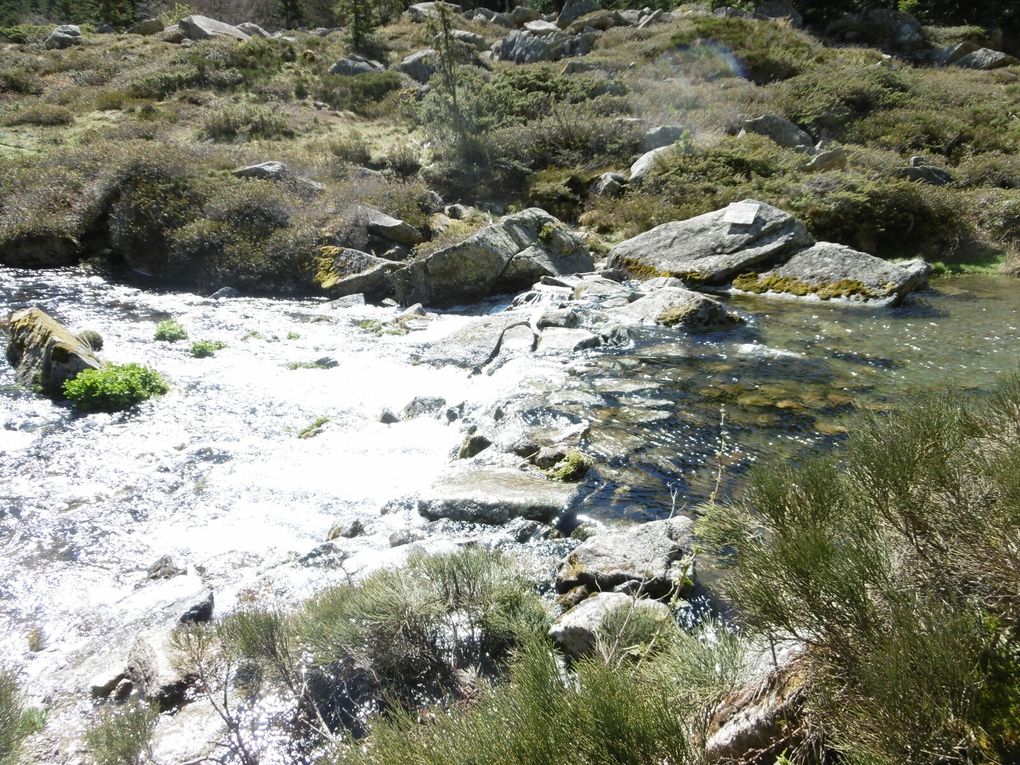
[1,0,1016,37]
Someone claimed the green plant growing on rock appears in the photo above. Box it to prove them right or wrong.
[154,319,188,343]
[84,699,158,765]
[62,364,169,412]
[189,340,227,358]
[546,451,590,482]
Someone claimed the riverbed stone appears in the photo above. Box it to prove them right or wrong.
[549,592,671,658]
[608,200,813,286]
[179,591,214,624]
[417,465,579,524]
[608,287,742,330]
[733,242,931,305]
[6,307,103,398]
[556,516,696,597]
[125,629,197,710]
[391,208,593,307]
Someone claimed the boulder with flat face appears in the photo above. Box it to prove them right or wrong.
[179,15,250,41]
[391,208,593,307]
[954,48,1019,70]
[733,242,931,305]
[329,54,385,76]
[549,592,672,659]
[316,247,401,299]
[741,115,812,149]
[6,307,103,398]
[608,200,814,286]
[44,24,81,49]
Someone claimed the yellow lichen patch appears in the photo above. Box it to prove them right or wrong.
[733,272,882,301]
[657,305,697,327]
[314,246,343,289]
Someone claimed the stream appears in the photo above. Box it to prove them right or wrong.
[3,266,1020,756]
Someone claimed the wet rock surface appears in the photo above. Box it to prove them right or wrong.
[549,591,671,658]
[6,307,102,397]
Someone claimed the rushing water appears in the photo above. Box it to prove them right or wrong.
[2,266,1020,754]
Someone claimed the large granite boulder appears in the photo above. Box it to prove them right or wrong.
[496,29,594,63]
[6,307,103,398]
[557,0,601,27]
[237,22,271,38]
[391,208,594,307]
[733,242,931,305]
[316,247,401,299]
[360,206,424,247]
[416,465,579,524]
[406,1,462,22]
[740,115,812,149]
[125,629,196,710]
[549,592,672,659]
[629,145,675,182]
[179,15,250,41]
[954,48,1019,70]
[329,54,385,76]
[608,200,813,286]
[556,516,697,598]
[128,18,165,35]
[397,49,439,83]
[44,24,81,49]
[825,9,924,52]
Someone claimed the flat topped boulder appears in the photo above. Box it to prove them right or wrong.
[316,247,400,299]
[609,286,741,330]
[954,48,1019,70]
[733,242,931,305]
[417,465,579,524]
[608,200,813,286]
[741,115,812,149]
[233,160,288,180]
[549,592,671,659]
[329,54,384,76]
[179,15,250,41]
[6,307,102,398]
[557,515,696,598]
[391,208,594,307]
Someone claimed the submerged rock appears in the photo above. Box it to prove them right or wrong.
[608,200,813,286]
[549,592,671,659]
[733,242,931,305]
[391,208,593,307]
[417,465,579,524]
[556,516,696,598]
[6,307,103,398]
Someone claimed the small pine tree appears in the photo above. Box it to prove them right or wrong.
[98,0,134,27]
[277,0,304,29]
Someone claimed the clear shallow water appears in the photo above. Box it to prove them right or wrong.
[2,267,1020,753]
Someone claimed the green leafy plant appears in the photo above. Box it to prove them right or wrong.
[189,340,227,358]
[154,319,188,343]
[62,364,169,412]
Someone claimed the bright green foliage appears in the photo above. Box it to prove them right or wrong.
[189,339,227,358]
[699,377,1020,764]
[62,364,169,412]
[154,318,188,342]
[545,450,591,482]
[84,700,158,765]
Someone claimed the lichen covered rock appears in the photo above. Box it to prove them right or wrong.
[6,307,102,398]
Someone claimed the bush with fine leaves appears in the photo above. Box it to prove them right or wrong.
[62,364,169,412]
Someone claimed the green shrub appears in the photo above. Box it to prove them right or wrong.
[127,66,204,100]
[699,377,1020,764]
[326,131,373,166]
[63,364,170,412]
[296,548,548,707]
[189,339,227,357]
[314,70,406,115]
[198,103,291,142]
[154,319,188,342]
[0,669,26,765]
[335,624,743,765]
[670,15,826,84]
[0,67,42,95]
[84,700,158,765]
[3,104,75,127]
